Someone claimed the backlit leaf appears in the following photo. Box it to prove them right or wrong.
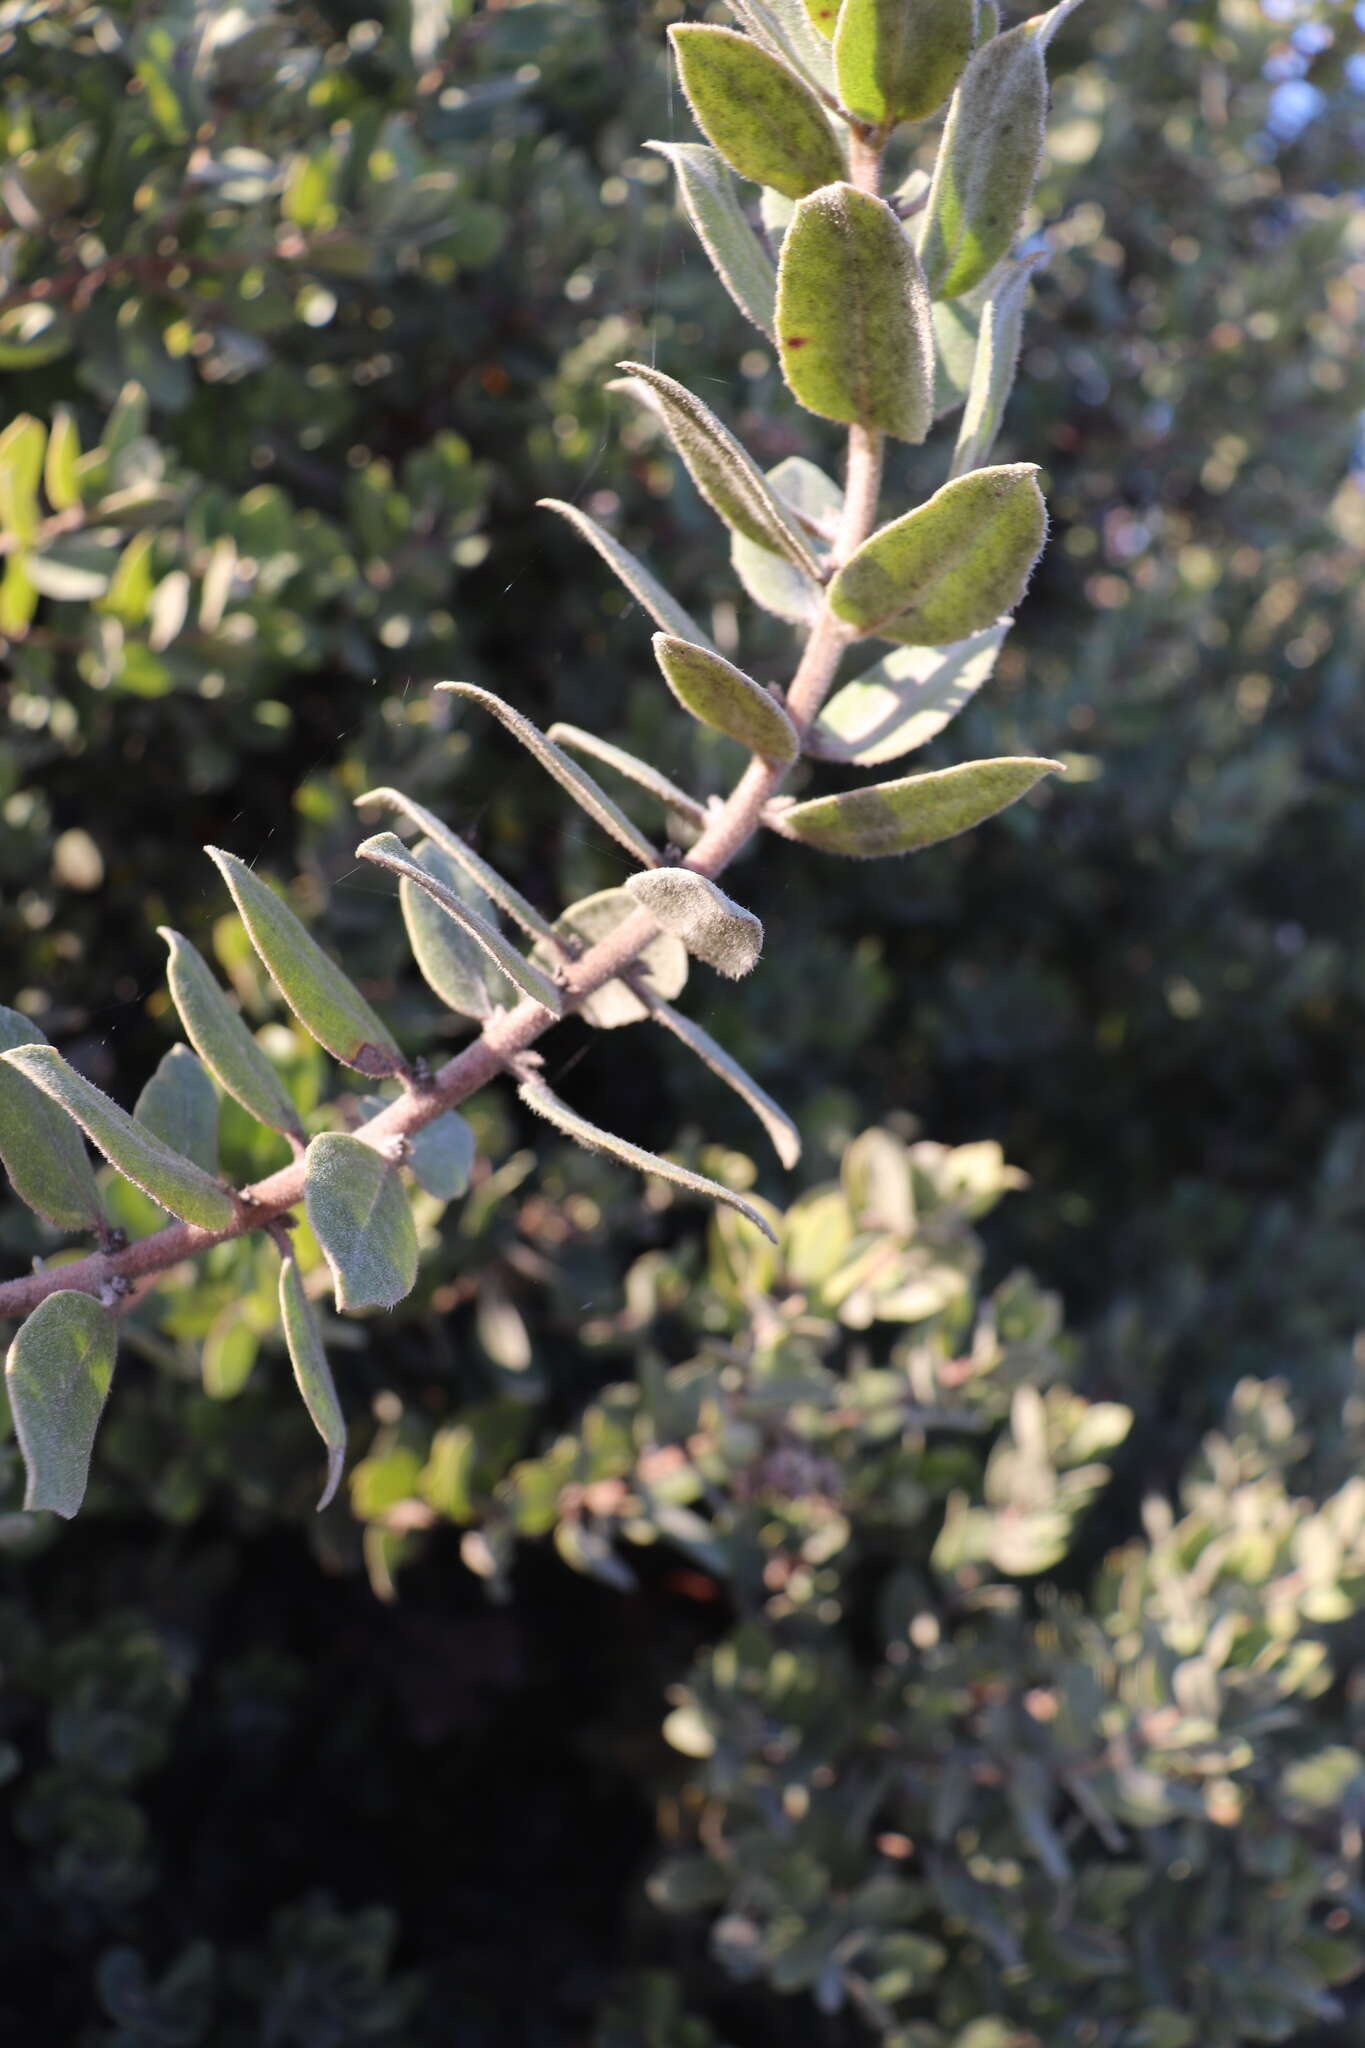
[134,1046,219,1179]
[354,787,558,944]
[1,1044,236,1230]
[782,755,1063,857]
[160,926,305,1142]
[669,25,844,202]
[279,1248,347,1510]
[614,362,821,579]
[519,1078,777,1242]
[0,1006,104,1232]
[304,1132,419,1313]
[811,623,1007,764]
[626,869,764,980]
[829,464,1046,644]
[357,830,564,1016]
[207,846,405,1078]
[44,405,81,510]
[531,887,687,1030]
[0,414,45,541]
[950,252,1046,477]
[6,1291,116,1518]
[834,0,976,125]
[654,634,799,763]
[776,181,934,442]
[647,142,776,337]
[918,21,1047,299]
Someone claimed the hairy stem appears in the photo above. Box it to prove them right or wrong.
[0,143,891,1327]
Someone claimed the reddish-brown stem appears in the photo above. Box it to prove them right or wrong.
[0,140,890,1327]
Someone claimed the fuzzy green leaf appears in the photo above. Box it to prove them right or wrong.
[279,1250,346,1510]
[133,1046,219,1179]
[304,1132,419,1313]
[626,870,764,980]
[932,283,989,417]
[829,463,1046,644]
[6,1291,116,1518]
[354,788,558,944]
[782,755,1063,857]
[436,682,663,870]
[519,1078,777,1242]
[732,457,840,624]
[537,498,714,650]
[531,888,688,1030]
[1,1045,236,1230]
[407,1112,477,1202]
[0,1006,104,1232]
[730,0,838,86]
[776,182,934,442]
[834,0,976,125]
[950,252,1045,477]
[357,832,564,1017]
[654,634,799,763]
[397,837,513,1021]
[159,927,305,1142]
[799,0,839,41]
[669,25,844,202]
[207,847,404,1079]
[918,21,1047,300]
[545,724,710,833]
[811,623,1007,764]
[615,362,821,579]
[646,997,800,1170]
[647,143,776,337]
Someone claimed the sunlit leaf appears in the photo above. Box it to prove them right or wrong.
[782,755,1063,856]
[304,1132,419,1313]
[159,926,305,1141]
[358,831,564,1016]
[626,869,764,979]
[354,787,558,944]
[531,887,688,1029]
[279,1248,347,1509]
[834,0,976,125]
[669,24,844,201]
[134,1045,219,1181]
[0,1006,104,1232]
[654,634,799,762]
[6,1290,116,1518]
[647,142,776,337]
[811,623,1007,764]
[918,21,1047,299]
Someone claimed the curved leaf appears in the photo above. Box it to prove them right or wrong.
[134,1045,219,1180]
[304,1132,419,1313]
[357,831,564,1016]
[0,1006,104,1232]
[949,252,1046,478]
[811,623,1007,765]
[436,682,663,869]
[654,634,799,763]
[828,464,1046,645]
[669,24,844,202]
[159,926,305,1142]
[646,997,800,1169]
[647,142,776,337]
[353,787,558,944]
[6,1290,116,1518]
[538,497,713,649]
[279,1249,347,1511]
[546,724,710,832]
[531,887,688,1030]
[397,837,513,1021]
[918,21,1047,300]
[626,869,764,980]
[519,1078,777,1243]
[783,755,1063,857]
[1,1045,236,1230]
[207,847,404,1079]
[776,182,934,442]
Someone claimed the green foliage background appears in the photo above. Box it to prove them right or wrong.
[1,1,1363,2041]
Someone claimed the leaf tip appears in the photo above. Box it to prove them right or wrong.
[317,1444,345,1513]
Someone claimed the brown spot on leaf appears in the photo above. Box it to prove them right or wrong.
[784,334,810,349]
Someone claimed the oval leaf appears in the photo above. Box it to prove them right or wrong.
[531,888,688,1030]
[669,24,844,202]
[304,1132,419,1313]
[834,0,977,125]
[777,182,934,443]
[407,1111,477,1202]
[537,498,715,651]
[646,997,800,1170]
[207,847,404,1079]
[614,363,821,579]
[357,831,564,1017]
[811,623,1007,764]
[732,456,841,624]
[949,252,1045,478]
[519,1078,777,1243]
[545,724,710,832]
[654,634,799,763]
[159,926,305,1142]
[44,405,81,511]
[353,787,558,944]
[0,1006,103,1232]
[6,1290,116,1518]
[398,837,512,1021]
[279,1249,347,1510]
[1,1045,236,1230]
[134,1045,219,1179]
[436,683,663,870]
[626,870,764,980]
[647,142,777,337]
[782,755,1063,857]
[918,21,1047,300]
[828,463,1046,645]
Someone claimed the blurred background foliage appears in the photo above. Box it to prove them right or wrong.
[1,0,1364,2040]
